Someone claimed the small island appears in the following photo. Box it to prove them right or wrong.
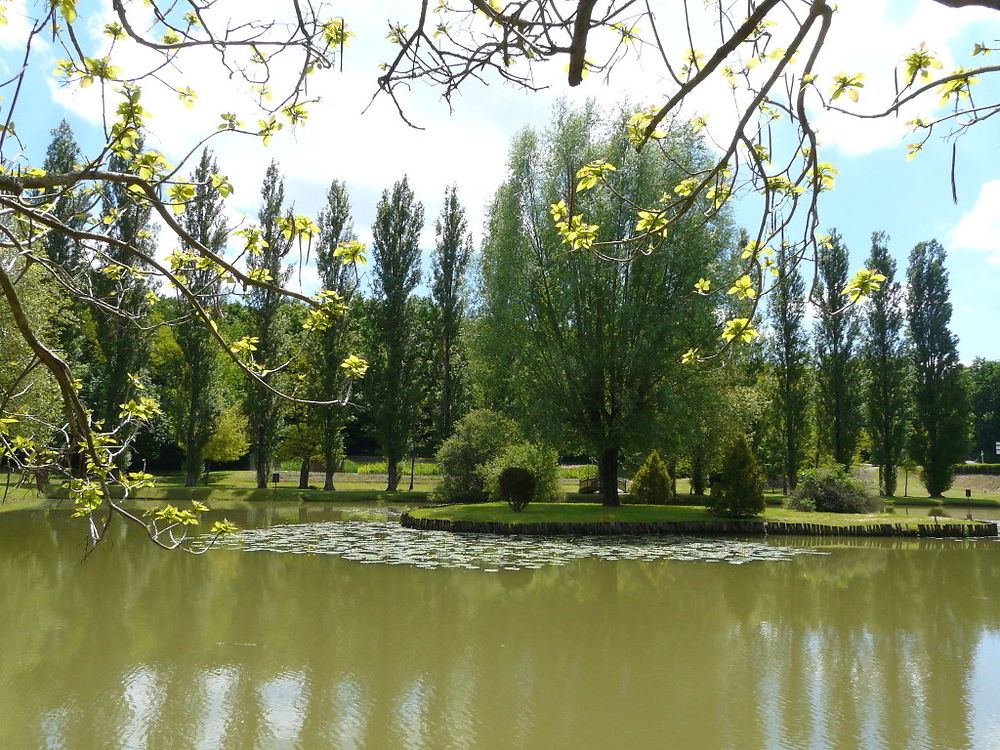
[403,502,998,538]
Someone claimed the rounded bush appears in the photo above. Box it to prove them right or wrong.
[482,442,561,504]
[498,466,536,511]
[789,465,878,514]
[434,410,521,502]
[630,450,673,505]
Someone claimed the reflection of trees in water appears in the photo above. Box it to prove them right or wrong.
[0,512,997,749]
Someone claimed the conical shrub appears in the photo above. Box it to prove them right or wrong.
[630,450,673,505]
[708,433,765,517]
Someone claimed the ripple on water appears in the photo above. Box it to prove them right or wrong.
[207,521,827,571]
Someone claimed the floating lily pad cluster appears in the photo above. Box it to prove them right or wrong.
[209,520,827,571]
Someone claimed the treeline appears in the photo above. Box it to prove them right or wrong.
[7,111,998,499]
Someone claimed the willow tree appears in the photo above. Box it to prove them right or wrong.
[476,104,732,505]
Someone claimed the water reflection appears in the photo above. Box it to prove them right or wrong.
[1,508,998,749]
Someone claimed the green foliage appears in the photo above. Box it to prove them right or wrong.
[862,231,909,496]
[965,359,1000,464]
[629,450,673,505]
[483,441,561,504]
[354,461,440,475]
[204,407,249,464]
[906,240,969,497]
[243,160,294,488]
[435,409,521,502]
[708,434,765,517]
[953,463,1000,476]
[787,465,879,514]
[311,179,359,489]
[497,466,536,511]
[168,148,229,485]
[766,242,809,491]
[366,176,425,491]
[474,103,732,505]
[813,229,862,466]
[430,185,473,442]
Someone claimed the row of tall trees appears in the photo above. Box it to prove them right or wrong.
[763,231,968,497]
[20,116,990,503]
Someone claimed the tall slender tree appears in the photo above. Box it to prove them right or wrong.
[862,231,909,496]
[311,180,360,490]
[813,229,861,466]
[41,121,89,272]
[87,142,157,435]
[906,239,969,497]
[767,243,810,492]
[172,149,229,486]
[245,161,293,488]
[430,185,473,442]
[40,121,91,366]
[367,176,424,492]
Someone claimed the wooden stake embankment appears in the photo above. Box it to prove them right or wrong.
[399,513,998,538]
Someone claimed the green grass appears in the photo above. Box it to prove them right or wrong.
[1,469,435,504]
[410,502,984,528]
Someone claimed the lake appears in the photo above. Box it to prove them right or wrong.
[2,504,999,749]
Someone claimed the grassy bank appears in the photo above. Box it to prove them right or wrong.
[1,469,434,504]
[410,502,986,529]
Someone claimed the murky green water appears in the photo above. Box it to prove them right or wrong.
[2,505,999,749]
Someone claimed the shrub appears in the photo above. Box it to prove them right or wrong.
[435,410,521,502]
[498,466,535,511]
[483,442,561,503]
[788,465,879,514]
[630,450,673,505]
[707,434,765,517]
[953,463,1000,476]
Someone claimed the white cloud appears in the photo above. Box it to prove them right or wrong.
[950,180,1000,264]
[807,0,992,157]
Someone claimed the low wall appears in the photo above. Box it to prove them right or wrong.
[400,513,998,538]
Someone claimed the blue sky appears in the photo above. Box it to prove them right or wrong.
[2,0,998,359]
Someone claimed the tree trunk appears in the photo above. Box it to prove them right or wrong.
[691,451,706,496]
[298,458,310,489]
[184,462,200,488]
[387,457,399,492]
[255,427,268,488]
[599,447,620,506]
[255,460,268,489]
[323,460,336,491]
[883,463,897,497]
[204,460,211,486]
[408,455,415,491]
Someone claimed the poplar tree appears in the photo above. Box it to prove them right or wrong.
[430,185,473,441]
[245,161,293,488]
[767,243,810,492]
[813,229,861,466]
[312,180,359,490]
[41,121,90,364]
[906,239,969,497]
[41,121,88,271]
[173,149,228,486]
[88,142,157,432]
[862,232,908,496]
[367,176,424,492]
